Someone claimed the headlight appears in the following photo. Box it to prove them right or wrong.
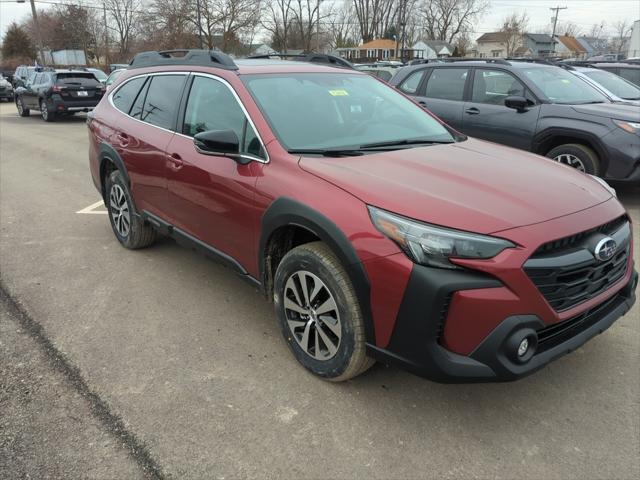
[588,174,616,197]
[613,119,640,134]
[368,206,515,269]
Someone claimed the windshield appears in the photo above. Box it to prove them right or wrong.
[242,73,455,151]
[106,70,122,86]
[582,69,640,100]
[522,67,608,104]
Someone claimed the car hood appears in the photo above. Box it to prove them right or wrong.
[570,103,640,121]
[298,138,613,234]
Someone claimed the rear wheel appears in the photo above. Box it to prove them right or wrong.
[546,143,599,175]
[105,170,157,249]
[40,100,55,122]
[16,97,29,116]
[274,242,373,381]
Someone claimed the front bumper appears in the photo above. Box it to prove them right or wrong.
[367,266,637,383]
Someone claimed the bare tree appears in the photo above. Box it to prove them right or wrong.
[326,1,359,49]
[499,12,528,57]
[611,20,632,54]
[142,0,198,50]
[556,21,581,37]
[352,0,398,43]
[262,0,294,53]
[105,0,142,58]
[421,0,489,43]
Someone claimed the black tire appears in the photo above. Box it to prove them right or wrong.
[40,100,56,122]
[274,242,373,381]
[546,143,599,175]
[105,170,157,249]
[16,97,29,116]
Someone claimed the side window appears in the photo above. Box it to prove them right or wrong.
[33,74,42,85]
[471,69,525,105]
[130,78,150,120]
[619,68,640,87]
[399,70,426,94]
[425,68,468,101]
[142,75,186,130]
[112,77,146,114]
[182,76,265,159]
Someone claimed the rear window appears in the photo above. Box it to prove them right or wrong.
[55,73,100,87]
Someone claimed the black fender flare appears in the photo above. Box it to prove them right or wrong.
[259,197,376,344]
[532,127,608,169]
[98,142,130,199]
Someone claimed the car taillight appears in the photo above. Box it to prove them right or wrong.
[52,85,65,93]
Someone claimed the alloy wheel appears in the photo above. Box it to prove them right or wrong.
[553,153,586,172]
[283,270,342,361]
[109,184,131,237]
[40,101,48,121]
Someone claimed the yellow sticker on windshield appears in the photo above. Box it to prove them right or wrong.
[561,79,571,84]
[329,89,349,96]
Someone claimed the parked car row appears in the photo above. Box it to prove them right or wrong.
[87,50,636,384]
[390,58,640,183]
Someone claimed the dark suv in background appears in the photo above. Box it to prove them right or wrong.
[391,59,640,183]
[15,69,105,121]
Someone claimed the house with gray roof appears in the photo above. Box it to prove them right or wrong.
[521,33,556,57]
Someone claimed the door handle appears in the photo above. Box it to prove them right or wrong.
[418,100,428,107]
[116,132,129,146]
[167,153,184,170]
[465,107,480,115]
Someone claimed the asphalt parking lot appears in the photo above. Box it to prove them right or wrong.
[0,101,638,479]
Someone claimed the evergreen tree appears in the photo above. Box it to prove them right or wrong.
[1,23,37,60]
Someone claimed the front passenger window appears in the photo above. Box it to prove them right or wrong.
[183,76,265,159]
[472,69,525,105]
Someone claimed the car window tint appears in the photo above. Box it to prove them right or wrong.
[56,73,100,87]
[619,68,640,87]
[142,75,185,130]
[425,68,468,101]
[399,70,425,94]
[183,76,264,158]
[472,69,525,105]
[112,77,146,114]
[130,78,150,119]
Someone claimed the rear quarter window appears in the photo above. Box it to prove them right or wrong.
[619,68,640,86]
[112,76,146,114]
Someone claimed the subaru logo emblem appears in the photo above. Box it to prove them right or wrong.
[594,237,617,262]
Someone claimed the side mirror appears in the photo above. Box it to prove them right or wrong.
[504,96,528,112]
[194,129,240,156]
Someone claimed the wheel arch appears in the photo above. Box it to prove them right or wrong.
[98,143,130,201]
[532,127,608,173]
[259,197,376,344]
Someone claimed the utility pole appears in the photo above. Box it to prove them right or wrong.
[316,0,321,52]
[27,0,45,65]
[196,0,204,49]
[103,2,109,70]
[550,5,567,55]
[400,0,407,62]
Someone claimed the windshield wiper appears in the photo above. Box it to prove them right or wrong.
[288,148,365,157]
[359,138,454,149]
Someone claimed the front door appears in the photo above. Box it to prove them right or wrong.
[462,68,540,150]
[165,74,267,271]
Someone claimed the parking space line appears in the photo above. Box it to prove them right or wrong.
[76,200,108,215]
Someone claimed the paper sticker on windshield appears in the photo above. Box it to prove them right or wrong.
[329,89,349,96]
[561,79,571,84]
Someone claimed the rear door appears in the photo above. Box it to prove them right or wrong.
[412,67,469,130]
[462,68,540,150]
[108,73,187,218]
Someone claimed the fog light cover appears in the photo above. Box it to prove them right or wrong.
[517,338,529,358]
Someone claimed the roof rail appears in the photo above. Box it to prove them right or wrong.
[442,57,511,65]
[408,58,444,66]
[246,53,354,69]
[504,57,575,70]
[129,49,238,70]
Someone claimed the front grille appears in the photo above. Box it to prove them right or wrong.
[525,218,631,312]
[535,293,623,353]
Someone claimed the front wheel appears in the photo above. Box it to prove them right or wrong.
[274,242,373,381]
[546,143,599,175]
[16,97,30,116]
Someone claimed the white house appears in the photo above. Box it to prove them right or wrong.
[411,40,454,59]
[249,44,278,56]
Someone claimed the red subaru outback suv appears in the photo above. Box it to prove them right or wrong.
[88,50,637,382]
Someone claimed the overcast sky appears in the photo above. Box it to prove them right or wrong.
[1,0,639,43]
